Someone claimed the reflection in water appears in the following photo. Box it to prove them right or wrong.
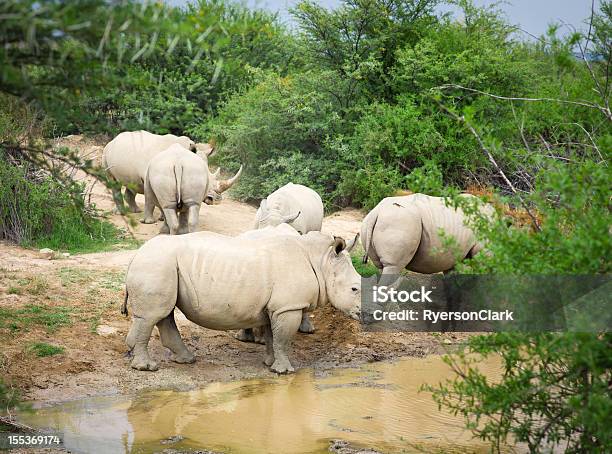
[20,356,508,453]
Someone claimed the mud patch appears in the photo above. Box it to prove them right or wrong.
[19,356,508,454]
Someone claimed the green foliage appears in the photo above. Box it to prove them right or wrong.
[351,254,378,278]
[0,152,124,252]
[27,342,65,358]
[424,333,612,452]
[208,69,346,203]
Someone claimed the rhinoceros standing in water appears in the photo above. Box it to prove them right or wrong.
[102,130,241,214]
[240,183,325,339]
[143,144,213,234]
[361,193,495,280]
[123,232,361,373]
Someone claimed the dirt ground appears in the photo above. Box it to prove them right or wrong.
[0,135,463,406]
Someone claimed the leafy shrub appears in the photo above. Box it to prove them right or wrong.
[425,333,612,453]
[0,152,121,252]
[207,70,347,204]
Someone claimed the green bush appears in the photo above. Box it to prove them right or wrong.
[208,70,347,205]
[0,152,122,252]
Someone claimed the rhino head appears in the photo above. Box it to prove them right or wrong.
[304,232,361,321]
[257,199,301,230]
[204,165,243,205]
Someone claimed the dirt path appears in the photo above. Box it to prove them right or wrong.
[0,136,461,405]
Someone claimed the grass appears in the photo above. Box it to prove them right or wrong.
[351,253,379,278]
[7,286,21,295]
[27,342,65,357]
[30,218,141,255]
[0,304,72,333]
[58,267,91,286]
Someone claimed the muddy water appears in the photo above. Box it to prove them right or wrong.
[20,356,504,454]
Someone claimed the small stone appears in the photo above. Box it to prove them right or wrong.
[39,248,54,259]
[96,325,119,337]
[442,338,453,345]
[62,252,71,258]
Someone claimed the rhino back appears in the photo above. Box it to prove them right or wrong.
[409,196,477,272]
[103,131,192,191]
[270,183,324,232]
[174,234,317,330]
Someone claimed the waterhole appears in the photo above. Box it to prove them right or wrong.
[19,355,506,453]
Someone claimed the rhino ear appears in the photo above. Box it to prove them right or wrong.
[282,211,300,224]
[212,167,221,178]
[332,236,346,255]
[345,233,359,253]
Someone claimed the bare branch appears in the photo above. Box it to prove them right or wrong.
[437,103,542,232]
[434,84,612,122]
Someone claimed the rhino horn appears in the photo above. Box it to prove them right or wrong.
[218,165,243,193]
[345,233,359,253]
[282,211,300,224]
[260,198,268,212]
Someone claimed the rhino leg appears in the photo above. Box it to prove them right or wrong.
[125,188,142,213]
[298,312,315,334]
[263,324,274,366]
[186,204,200,233]
[178,210,189,235]
[142,182,157,224]
[161,208,180,235]
[269,309,301,374]
[157,311,195,364]
[126,316,160,371]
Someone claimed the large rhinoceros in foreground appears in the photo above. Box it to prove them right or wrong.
[361,193,495,278]
[254,183,324,234]
[102,130,241,214]
[123,231,361,374]
[234,225,359,343]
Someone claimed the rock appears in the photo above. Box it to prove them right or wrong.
[442,338,453,345]
[96,325,119,337]
[39,248,55,259]
[62,252,71,258]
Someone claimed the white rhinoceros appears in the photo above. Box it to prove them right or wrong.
[142,144,210,235]
[246,183,325,336]
[361,193,495,278]
[254,183,324,234]
[102,130,241,214]
[123,231,361,374]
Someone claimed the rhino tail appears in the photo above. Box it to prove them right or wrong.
[121,289,129,316]
[361,209,379,264]
[174,164,183,210]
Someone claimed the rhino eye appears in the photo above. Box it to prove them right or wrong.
[351,287,358,292]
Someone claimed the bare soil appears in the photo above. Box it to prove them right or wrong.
[0,136,465,406]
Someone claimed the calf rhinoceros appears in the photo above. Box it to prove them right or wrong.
[143,144,209,235]
[361,193,495,278]
[254,183,324,234]
[123,231,361,374]
[102,130,241,214]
